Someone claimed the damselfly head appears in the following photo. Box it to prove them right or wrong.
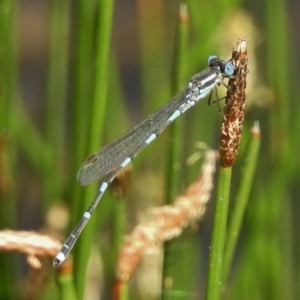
[208,55,218,65]
[208,55,219,67]
[223,61,234,76]
[208,55,234,77]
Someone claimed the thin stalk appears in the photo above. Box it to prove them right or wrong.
[229,169,292,300]
[265,0,290,162]
[222,122,261,283]
[70,0,96,229]
[71,0,96,171]
[164,3,188,204]
[73,0,115,297]
[205,167,231,300]
[44,0,70,210]
[264,0,294,297]
[161,4,190,299]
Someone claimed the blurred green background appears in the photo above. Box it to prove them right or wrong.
[0,0,299,299]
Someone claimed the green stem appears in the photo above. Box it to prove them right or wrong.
[44,0,70,210]
[70,0,96,233]
[222,122,261,283]
[165,3,188,204]
[161,5,190,299]
[205,167,231,300]
[73,0,115,298]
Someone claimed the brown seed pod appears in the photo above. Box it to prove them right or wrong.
[219,37,248,167]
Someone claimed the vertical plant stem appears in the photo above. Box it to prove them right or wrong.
[67,0,95,296]
[70,0,96,229]
[165,3,188,203]
[264,0,294,297]
[73,0,115,298]
[265,0,290,162]
[222,122,260,283]
[44,0,70,210]
[205,167,231,300]
[161,4,191,299]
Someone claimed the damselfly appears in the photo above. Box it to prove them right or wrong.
[53,55,234,267]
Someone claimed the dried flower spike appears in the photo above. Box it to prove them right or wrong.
[116,150,218,281]
[0,230,61,261]
[219,37,248,167]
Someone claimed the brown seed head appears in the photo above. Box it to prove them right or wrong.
[219,37,248,167]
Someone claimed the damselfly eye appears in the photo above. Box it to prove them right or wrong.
[224,62,234,76]
[208,55,218,66]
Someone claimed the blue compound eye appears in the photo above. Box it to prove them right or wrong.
[224,61,234,76]
[208,55,218,66]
